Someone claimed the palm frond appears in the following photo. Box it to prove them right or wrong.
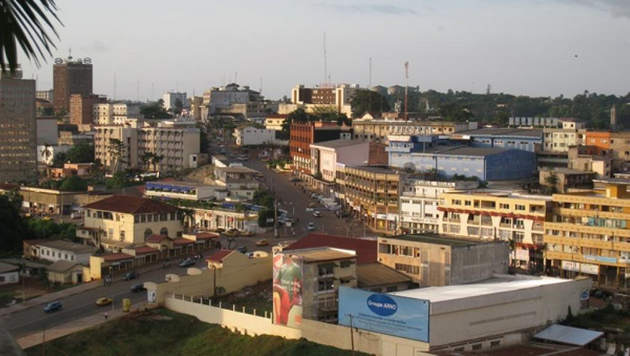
[0,0,62,72]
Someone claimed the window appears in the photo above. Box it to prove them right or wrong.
[386,286,398,293]
[318,265,334,276]
[499,203,509,209]
[472,344,482,351]
[141,215,146,223]
[395,263,419,275]
[379,244,391,254]
[318,280,334,292]
[515,204,526,211]
[340,260,353,268]
[120,230,126,241]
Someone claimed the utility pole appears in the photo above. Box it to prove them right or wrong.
[404,61,409,121]
[348,314,356,356]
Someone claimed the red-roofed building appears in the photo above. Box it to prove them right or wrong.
[78,195,184,250]
[206,250,235,267]
[284,233,377,265]
[122,246,160,265]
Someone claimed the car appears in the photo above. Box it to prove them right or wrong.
[130,283,145,293]
[178,258,196,268]
[313,211,322,218]
[307,222,316,231]
[122,271,139,281]
[236,246,248,254]
[224,229,240,237]
[96,298,113,306]
[43,301,62,313]
[255,239,269,246]
[241,230,254,237]
[310,193,320,199]
[308,203,317,208]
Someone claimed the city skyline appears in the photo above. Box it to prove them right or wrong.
[19,0,630,101]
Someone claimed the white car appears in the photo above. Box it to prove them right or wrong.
[307,222,316,231]
[313,211,322,218]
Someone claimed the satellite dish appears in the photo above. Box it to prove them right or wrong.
[83,57,92,64]
[403,162,416,173]
[54,58,63,64]
[76,58,83,64]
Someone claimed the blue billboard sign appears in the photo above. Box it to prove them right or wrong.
[338,287,430,342]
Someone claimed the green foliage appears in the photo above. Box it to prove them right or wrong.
[173,98,183,115]
[252,189,274,208]
[25,309,367,356]
[199,127,209,153]
[65,143,94,163]
[106,172,130,190]
[59,176,88,191]
[140,99,172,119]
[350,89,391,118]
[0,194,32,255]
[51,152,67,168]
[257,209,275,228]
[28,219,76,241]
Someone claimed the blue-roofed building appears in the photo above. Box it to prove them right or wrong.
[446,128,543,153]
[388,136,537,181]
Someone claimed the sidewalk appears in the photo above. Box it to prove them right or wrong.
[16,304,135,350]
[0,257,177,317]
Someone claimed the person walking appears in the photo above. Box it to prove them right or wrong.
[104,312,108,321]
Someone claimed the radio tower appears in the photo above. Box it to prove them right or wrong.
[404,61,409,121]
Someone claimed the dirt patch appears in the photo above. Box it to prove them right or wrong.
[213,281,272,314]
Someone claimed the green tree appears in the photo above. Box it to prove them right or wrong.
[106,172,129,190]
[350,90,391,118]
[0,194,32,255]
[173,98,183,115]
[252,189,274,208]
[140,99,172,119]
[59,176,88,191]
[65,143,94,163]
[108,138,127,173]
[544,170,559,194]
[51,152,67,168]
[0,0,62,72]
[257,209,274,228]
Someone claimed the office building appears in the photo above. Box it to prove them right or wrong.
[53,56,93,112]
[0,68,37,183]
[93,102,142,125]
[290,121,349,176]
[163,91,187,112]
[279,84,358,118]
[69,94,106,127]
[310,139,369,182]
[352,119,477,144]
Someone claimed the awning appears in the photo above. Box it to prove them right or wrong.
[534,324,603,346]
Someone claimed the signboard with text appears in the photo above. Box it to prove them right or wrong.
[338,287,430,342]
[272,253,303,328]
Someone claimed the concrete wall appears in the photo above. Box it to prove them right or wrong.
[450,243,509,285]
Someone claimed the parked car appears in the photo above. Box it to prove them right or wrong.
[178,258,196,268]
[241,230,254,237]
[224,229,240,237]
[307,222,316,231]
[313,211,322,218]
[236,246,248,254]
[96,298,113,306]
[43,301,62,313]
[255,239,269,246]
[122,271,139,281]
[130,283,145,293]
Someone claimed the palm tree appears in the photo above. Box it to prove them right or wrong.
[41,143,52,163]
[107,138,128,173]
[0,0,62,72]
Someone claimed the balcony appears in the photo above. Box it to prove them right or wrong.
[545,222,630,238]
[544,234,630,252]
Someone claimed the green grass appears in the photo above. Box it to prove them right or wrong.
[26,309,370,356]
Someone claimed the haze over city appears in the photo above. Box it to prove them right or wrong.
[22,0,630,100]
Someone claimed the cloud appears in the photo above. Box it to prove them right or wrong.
[316,2,418,15]
[555,0,630,19]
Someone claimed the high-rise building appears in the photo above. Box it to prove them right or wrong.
[0,68,37,183]
[70,94,106,127]
[162,92,187,111]
[53,56,93,112]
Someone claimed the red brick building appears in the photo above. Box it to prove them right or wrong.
[289,121,349,175]
[70,94,106,126]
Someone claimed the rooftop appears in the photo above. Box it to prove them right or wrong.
[347,165,399,174]
[541,167,596,175]
[215,166,260,174]
[0,261,19,274]
[283,247,356,263]
[311,139,367,149]
[47,260,81,273]
[390,274,573,303]
[432,146,511,157]
[146,234,172,243]
[381,233,498,247]
[84,195,179,215]
[357,263,412,287]
[102,253,134,262]
[454,128,543,138]
[285,234,377,264]
[207,250,235,263]
[35,240,97,254]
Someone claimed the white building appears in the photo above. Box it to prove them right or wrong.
[542,119,586,152]
[309,139,370,182]
[233,126,284,146]
[0,262,20,285]
[144,181,228,202]
[265,114,289,131]
[93,102,142,125]
[163,92,187,111]
[399,179,478,234]
[31,240,97,265]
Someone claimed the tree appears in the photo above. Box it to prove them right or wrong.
[544,170,559,194]
[51,152,67,168]
[150,153,163,172]
[106,172,128,190]
[350,90,391,118]
[40,144,53,163]
[0,0,62,72]
[108,138,127,173]
[65,143,94,163]
[140,151,153,170]
[59,176,87,191]
[252,189,274,208]
[257,209,274,228]
[0,194,32,255]
[173,98,183,115]
[140,99,172,119]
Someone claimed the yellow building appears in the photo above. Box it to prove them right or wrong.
[77,195,184,251]
[438,191,551,271]
[545,178,630,292]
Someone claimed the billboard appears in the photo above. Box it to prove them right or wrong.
[272,253,303,327]
[338,287,430,342]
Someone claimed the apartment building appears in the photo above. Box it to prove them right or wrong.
[233,126,282,146]
[567,145,611,178]
[310,139,369,182]
[69,94,106,127]
[213,166,260,200]
[94,120,201,173]
[539,168,596,193]
[544,178,630,292]
[265,114,289,131]
[342,166,402,233]
[0,68,38,184]
[290,121,348,176]
[163,92,187,111]
[77,195,183,251]
[352,119,477,144]
[609,132,630,172]
[542,119,585,152]
[438,191,551,271]
[93,102,142,125]
[399,178,478,234]
[28,240,96,265]
[377,234,509,286]
[279,84,358,118]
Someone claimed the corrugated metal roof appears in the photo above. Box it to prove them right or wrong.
[534,324,603,346]
[357,263,411,287]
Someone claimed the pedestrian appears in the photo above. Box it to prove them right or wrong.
[104,312,108,321]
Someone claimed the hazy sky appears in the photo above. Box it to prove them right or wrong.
[21,0,630,101]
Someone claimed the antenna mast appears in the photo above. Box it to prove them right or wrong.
[404,61,409,121]
[114,72,117,101]
[324,33,327,87]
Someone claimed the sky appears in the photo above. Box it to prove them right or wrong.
[21,0,630,101]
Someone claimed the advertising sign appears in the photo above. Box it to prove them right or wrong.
[338,287,430,342]
[272,253,303,328]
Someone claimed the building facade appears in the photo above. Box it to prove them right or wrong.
[163,92,187,111]
[544,179,630,292]
[290,121,347,175]
[29,240,96,265]
[265,114,289,131]
[542,119,585,152]
[352,120,477,144]
[280,84,358,118]
[70,94,106,126]
[310,139,370,183]
[447,128,542,153]
[93,102,142,125]
[233,126,281,146]
[53,56,93,112]
[0,69,37,183]
[437,191,551,271]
